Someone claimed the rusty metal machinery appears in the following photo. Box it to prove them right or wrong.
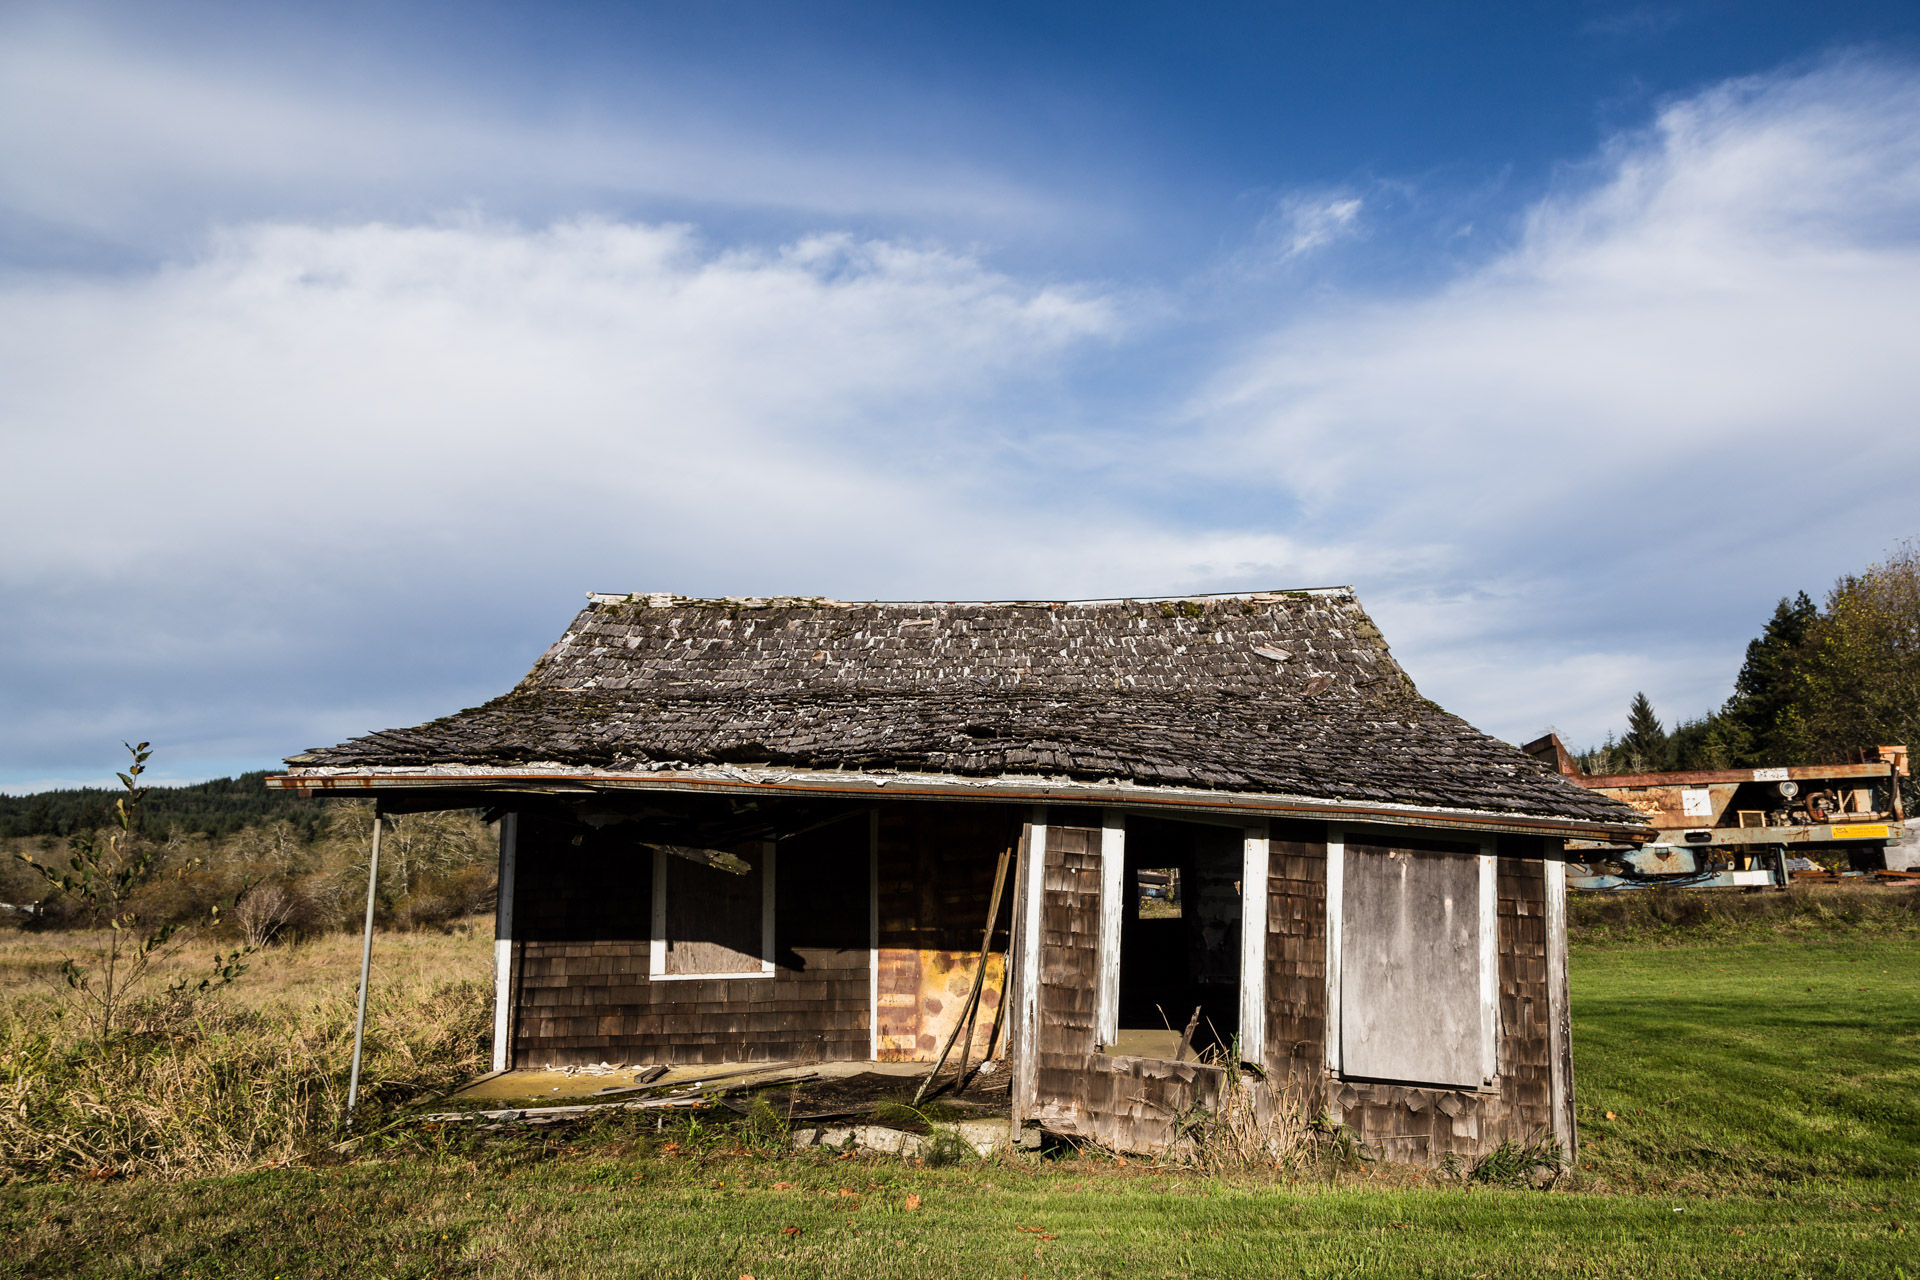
[1521,739,1911,890]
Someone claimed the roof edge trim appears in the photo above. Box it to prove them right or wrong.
[268,764,1651,843]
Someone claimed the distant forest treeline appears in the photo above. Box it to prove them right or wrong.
[0,771,326,841]
[1577,543,1920,778]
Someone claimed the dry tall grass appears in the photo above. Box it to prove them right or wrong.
[0,922,493,1180]
[0,918,491,1004]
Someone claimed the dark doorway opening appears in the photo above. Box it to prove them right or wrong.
[1113,817,1241,1061]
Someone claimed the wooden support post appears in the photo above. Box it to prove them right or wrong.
[346,805,382,1127]
[1543,840,1577,1166]
[1095,810,1125,1048]
[1009,810,1045,1138]
[1478,839,1498,1086]
[868,808,880,1062]
[1238,822,1269,1067]
[1323,823,1344,1077]
[491,811,518,1074]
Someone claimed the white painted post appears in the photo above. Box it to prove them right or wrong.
[490,811,518,1073]
[1095,810,1125,1047]
[346,808,382,1126]
[1239,823,1270,1067]
[760,839,777,975]
[868,808,880,1062]
[1478,842,1499,1085]
[1323,824,1344,1076]
[1013,807,1048,1120]
[1543,844,1576,1162]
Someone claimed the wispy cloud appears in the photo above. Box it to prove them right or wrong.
[0,13,1079,260]
[1260,192,1366,261]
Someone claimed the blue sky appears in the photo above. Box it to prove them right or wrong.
[4,1,1919,789]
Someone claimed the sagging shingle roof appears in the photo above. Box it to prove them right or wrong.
[290,589,1643,827]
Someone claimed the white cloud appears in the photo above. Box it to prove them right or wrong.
[1185,58,1920,743]
[1260,193,1365,261]
[2,218,1125,582]
[0,12,1073,254]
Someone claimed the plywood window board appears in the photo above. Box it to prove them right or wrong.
[1325,827,1496,1090]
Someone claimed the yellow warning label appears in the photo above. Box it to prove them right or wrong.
[1832,825,1890,840]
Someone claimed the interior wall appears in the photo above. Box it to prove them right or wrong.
[874,803,1020,1062]
[508,808,870,1066]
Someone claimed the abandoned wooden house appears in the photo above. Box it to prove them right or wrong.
[274,590,1648,1164]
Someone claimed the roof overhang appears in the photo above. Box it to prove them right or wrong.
[269,763,1653,844]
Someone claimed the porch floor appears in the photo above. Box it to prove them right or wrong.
[450,1059,1013,1124]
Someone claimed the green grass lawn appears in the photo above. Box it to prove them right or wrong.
[1572,936,1919,1192]
[3,932,1915,1279]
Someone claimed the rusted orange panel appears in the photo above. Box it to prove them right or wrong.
[875,947,1006,1062]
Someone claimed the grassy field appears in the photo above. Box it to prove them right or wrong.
[1572,935,1918,1193]
[1,894,1915,1277]
[0,917,493,1006]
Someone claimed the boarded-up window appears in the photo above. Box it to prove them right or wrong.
[650,844,775,979]
[1337,840,1494,1088]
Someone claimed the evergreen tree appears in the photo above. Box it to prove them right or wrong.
[1722,591,1817,765]
[1621,692,1669,771]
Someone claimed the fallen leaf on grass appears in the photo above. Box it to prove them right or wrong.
[773,1182,793,1191]
[840,1189,858,1197]
[781,1226,803,1236]
[904,1195,922,1212]
[1604,1112,1617,1120]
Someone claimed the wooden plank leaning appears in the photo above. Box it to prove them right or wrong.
[912,838,1013,1106]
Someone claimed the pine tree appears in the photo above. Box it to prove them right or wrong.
[1621,692,1669,772]
[1723,591,1817,764]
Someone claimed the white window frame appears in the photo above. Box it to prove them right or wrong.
[1324,825,1498,1088]
[648,839,777,981]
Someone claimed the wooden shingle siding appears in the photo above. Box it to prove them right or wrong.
[1264,824,1330,1091]
[509,812,870,1066]
[1033,821,1100,1125]
[1239,826,1558,1164]
[1078,1055,1224,1152]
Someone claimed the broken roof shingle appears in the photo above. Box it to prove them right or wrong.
[289,590,1644,826]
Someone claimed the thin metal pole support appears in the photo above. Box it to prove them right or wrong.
[346,807,382,1127]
